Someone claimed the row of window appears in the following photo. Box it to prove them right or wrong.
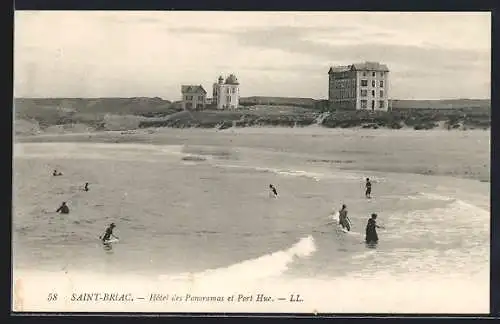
[334,79,356,89]
[185,95,205,101]
[360,80,384,88]
[332,79,384,89]
[361,100,385,109]
[333,89,355,99]
[332,89,384,99]
[363,71,385,77]
[213,88,238,94]
[361,90,384,97]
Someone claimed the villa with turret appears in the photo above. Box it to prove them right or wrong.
[212,74,240,110]
[181,74,240,111]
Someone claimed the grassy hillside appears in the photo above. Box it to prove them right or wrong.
[239,96,316,108]
[13,97,490,134]
[391,99,490,110]
[14,97,179,117]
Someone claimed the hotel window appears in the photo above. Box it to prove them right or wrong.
[361,100,368,109]
[371,90,375,97]
[361,90,367,97]
[372,72,376,77]
[380,80,384,88]
[380,90,384,97]
[363,72,367,76]
[227,96,231,103]
[379,100,385,108]
[199,96,204,101]
[227,88,230,94]
[232,88,236,94]
[361,79,368,87]
[380,72,384,77]
[372,80,376,87]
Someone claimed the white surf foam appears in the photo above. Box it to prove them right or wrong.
[385,196,489,246]
[161,235,316,283]
[13,143,186,161]
[216,163,379,183]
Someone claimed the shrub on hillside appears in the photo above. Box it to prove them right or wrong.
[103,114,141,131]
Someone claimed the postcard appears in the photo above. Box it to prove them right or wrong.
[12,11,491,314]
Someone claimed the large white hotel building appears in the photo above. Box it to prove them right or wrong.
[328,61,390,111]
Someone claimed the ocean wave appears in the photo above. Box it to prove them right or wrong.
[214,163,383,183]
[160,235,316,283]
[384,196,489,245]
[13,143,193,164]
[181,145,239,161]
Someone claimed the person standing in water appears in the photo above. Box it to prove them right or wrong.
[365,213,384,244]
[365,178,372,199]
[84,182,89,192]
[56,202,69,214]
[269,184,278,198]
[100,223,118,243]
[338,204,350,231]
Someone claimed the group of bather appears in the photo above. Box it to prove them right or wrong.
[52,169,117,243]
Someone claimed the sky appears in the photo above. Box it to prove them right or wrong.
[14,11,491,100]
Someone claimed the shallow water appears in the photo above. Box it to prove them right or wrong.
[12,128,490,313]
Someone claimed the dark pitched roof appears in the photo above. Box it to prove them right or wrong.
[328,66,351,74]
[328,62,389,74]
[225,74,239,85]
[181,85,207,94]
[351,62,389,72]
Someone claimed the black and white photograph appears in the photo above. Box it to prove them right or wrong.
[12,11,491,313]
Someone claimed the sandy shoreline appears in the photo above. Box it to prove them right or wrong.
[14,128,490,183]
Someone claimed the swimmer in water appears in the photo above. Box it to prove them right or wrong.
[53,169,63,176]
[269,184,278,198]
[56,202,69,214]
[84,182,89,192]
[100,223,118,243]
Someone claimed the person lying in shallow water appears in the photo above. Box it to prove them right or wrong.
[269,184,278,198]
[56,202,69,214]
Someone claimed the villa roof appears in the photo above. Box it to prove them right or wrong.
[181,85,207,94]
[225,74,239,85]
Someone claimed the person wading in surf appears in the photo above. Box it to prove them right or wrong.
[365,213,384,244]
[100,223,118,243]
[365,178,372,199]
[84,182,89,192]
[338,204,350,231]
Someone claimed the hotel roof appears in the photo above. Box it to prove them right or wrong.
[329,61,389,74]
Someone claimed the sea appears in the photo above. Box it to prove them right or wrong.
[12,127,490,314]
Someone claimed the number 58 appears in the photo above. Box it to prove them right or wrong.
[47,293,58,302]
